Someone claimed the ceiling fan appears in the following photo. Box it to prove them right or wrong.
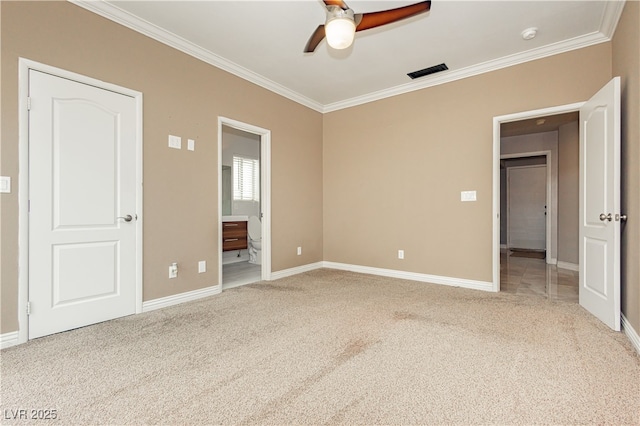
[304,0,432,53]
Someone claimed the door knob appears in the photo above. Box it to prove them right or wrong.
[118,214,133,222]
[616,214,628,222]
[599,213,612,222]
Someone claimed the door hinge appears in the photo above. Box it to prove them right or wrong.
[27,97,32,111]
[26,301,32,316]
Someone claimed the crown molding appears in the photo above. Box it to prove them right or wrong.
[599,0,626,39]
[71,0,625,115]
[70,0,325,113]
[323,30,612,113]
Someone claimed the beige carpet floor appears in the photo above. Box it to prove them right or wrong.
[1,269,639,425]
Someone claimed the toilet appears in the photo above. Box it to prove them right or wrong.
[247,215,262,265]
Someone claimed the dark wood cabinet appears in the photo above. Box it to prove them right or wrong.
[222,221,247,251]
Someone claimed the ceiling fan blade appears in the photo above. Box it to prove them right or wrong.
[355,1,431,32]
[304,25,326,53]
[323,0,350,10]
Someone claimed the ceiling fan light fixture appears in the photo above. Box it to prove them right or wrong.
[325,8,356,49]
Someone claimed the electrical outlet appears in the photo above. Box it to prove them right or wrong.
[187,139,195,151]
[169,262,178,278]
[297,247,302,256]
[398,250,404,260]
[198,260,206,273]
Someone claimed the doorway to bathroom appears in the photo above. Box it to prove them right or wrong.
[218,117,271,289]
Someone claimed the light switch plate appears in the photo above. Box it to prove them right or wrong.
[187,139,195,151]
[198,260,206,273]
[461,190,477,202]
[168,135,182,149]
[0,176,10,193]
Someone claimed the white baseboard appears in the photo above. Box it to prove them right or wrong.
[1,331,19,350]
[557,261,579,271]
[270,262,324,280]
[322,262,493,292]
[622,314,640,355]
[142,284,221,312]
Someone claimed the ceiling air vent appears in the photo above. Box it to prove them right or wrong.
[407,63,448,80]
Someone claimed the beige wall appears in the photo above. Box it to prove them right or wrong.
[2,1,638,340]
[558,121,579,265]
[613,0,640,334]
[323,44,612,282]
[0,1,324,333]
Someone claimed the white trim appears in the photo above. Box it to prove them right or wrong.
[622,314,640,355]
[501,151,555,265]
[70,0,625,114]
[1,332,20,350]
[142,285,221,313]
[557,261,579,271]
[505,163,551,260]
[324,32,611,113]
[493,102,585,293]
[218,117,272,290]
[323,262,493,292]
[69,0,323,113]
[599,0,626,39]
[269,262,324,281]
[17,58,144,344]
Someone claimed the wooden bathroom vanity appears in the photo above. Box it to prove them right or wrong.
[222,220,248,251]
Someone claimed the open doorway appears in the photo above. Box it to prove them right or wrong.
[496,110,580,301]
[218,117,271,290]
[494,79,622,331]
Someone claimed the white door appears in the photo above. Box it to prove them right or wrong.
[579,77,621,331]
[507,165,546,251]
[29,70,138,339]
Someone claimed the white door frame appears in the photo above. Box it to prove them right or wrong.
[217,117,272,287]
[17,58,144,344]
[492,102,583,292]
[502,152,552,257]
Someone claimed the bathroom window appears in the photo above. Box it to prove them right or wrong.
[233,156,260,202]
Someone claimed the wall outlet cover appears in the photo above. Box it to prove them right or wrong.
[169,263,178,278]
[0,176,11,193]
[168,135,182,149]
[187,139,195,151]
[198,260,206,273]
[461,190,477,202]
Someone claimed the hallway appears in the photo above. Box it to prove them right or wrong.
[500,251,579,302]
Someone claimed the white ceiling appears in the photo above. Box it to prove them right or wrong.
[75,0,625,112]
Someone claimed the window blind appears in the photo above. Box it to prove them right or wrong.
[233,156,260,202]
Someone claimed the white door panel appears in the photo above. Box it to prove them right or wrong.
[29,70,137,339]
[579,77,621,331]
[54,100,119,227]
